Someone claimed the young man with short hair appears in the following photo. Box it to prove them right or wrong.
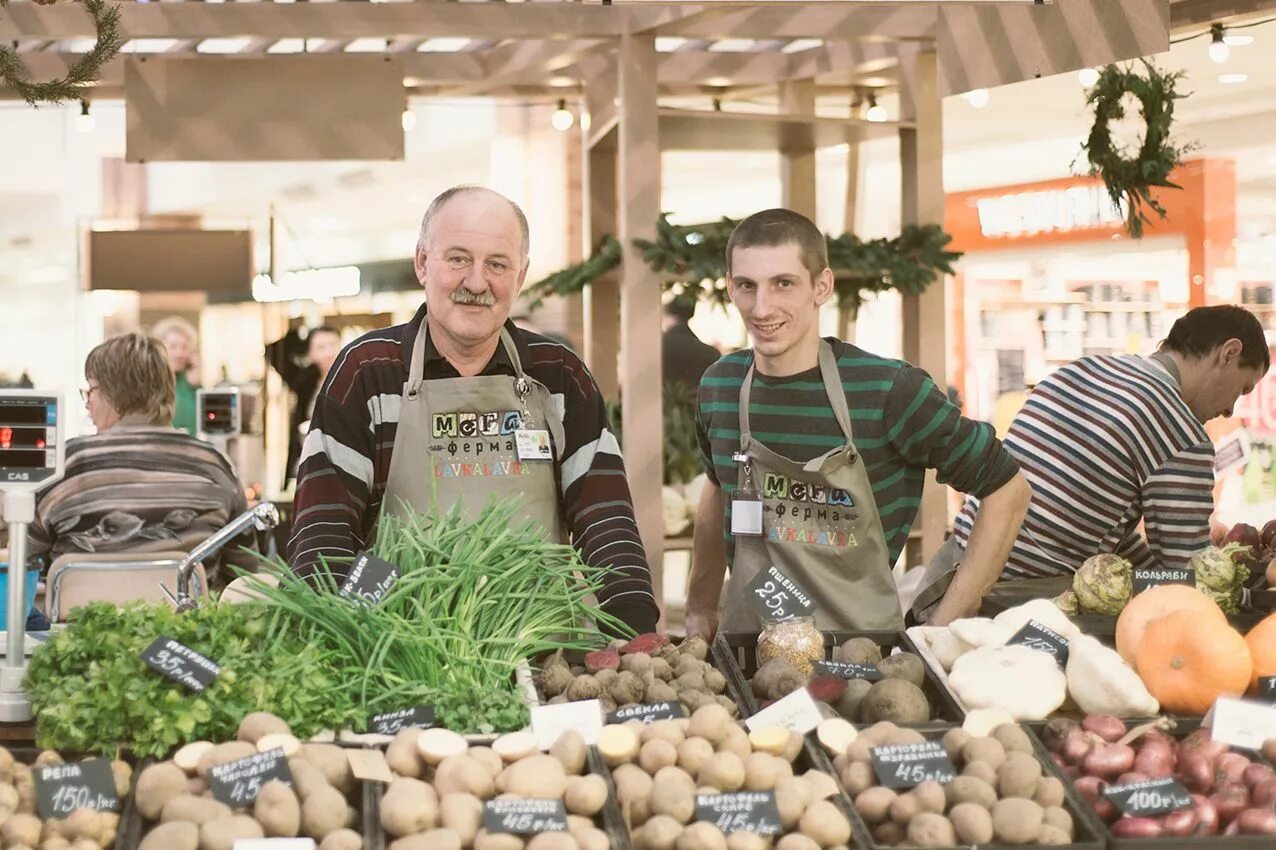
[685,209,1031,635]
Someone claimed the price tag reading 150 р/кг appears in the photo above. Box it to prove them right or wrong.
[870,742,957,789]
[1006,619,1070,671]
[1104,778,1193,817]
[208,748,294,808]
[745,565,815,622]
[483,799,568,834]
[339,552,400,606]
[34,760,120,820]
[694,792,783,836]
[140,635,221,692]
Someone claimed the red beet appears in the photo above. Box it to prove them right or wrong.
[619,633,669,655]
[1226,523,1262,563]
[806,675,848,703]
[1262,519,1276,549]
[584,647,620,673]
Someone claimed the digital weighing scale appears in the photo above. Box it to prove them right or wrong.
[0,390,64,722]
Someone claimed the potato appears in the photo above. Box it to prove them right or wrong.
[300,743,356,794]
[781,731,805,765]
[991,798,1044,845]
[597,726,640,768]
[319,829,366,850]
[803,770,838,802]
[774,834,818,850]
[61,810,101,844]
[991,724,1034,755]
[941,727,971,762]
[136,762,189,820]
[840,762,874,797]
[815,719,857,757]
[944,775,997,810]
[381,777,438,837]
[550,731,588,775]
[199,815,264,850]
[642,720,686,748]
[639,739,678,775]
[676,738,715,776]
[873,821,905,845]
[889,791,921,826]
[197,742,257,779]
[636,814,682,850]
[676,821,726,850]
[1034,777,1067,809]
[474,830,526,850]
[649,778,695,824]
[725,833,767,850]
[395,829,463,850]
[254,780,301,837]
[775,777,813,830]
[236,711,291,744]
[576,827,609,850]
[844,738,874,766]
[302,784,351,840]
[962,760,998,786]
[854,786,896,825]
[698,753,745,793]
[386,728,424,778]
[1039,825,1072,845]
[997,751,1043,799]
[746,726,789,758]
[257,733,302,757]
[502,755,567,798]
[741,753,782,792]
[138,821,198,850]
[436,756,496,800]
[111,760,134,799]
[612,765,653,807]
[435,792,483,845]
[564,775,608,817]
[950,802,994,844]
[687,704,733,745]
[415,728,469,766]
[798,799,851,847]
[162,794,232,826]
[906,812,957,847]
[466,747,503,780]
[526,833,580,850]
[719,726,753,763]
[961,738,1007,771]
[287,758,329,801]
[34,750,63,767]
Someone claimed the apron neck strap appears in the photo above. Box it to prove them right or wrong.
[739,340,853,445]
[407,318,527,395]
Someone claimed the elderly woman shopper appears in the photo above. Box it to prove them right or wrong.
[28,333,256,587]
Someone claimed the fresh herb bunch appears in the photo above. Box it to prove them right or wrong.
[25,601,361,757]
[249,501,629,735]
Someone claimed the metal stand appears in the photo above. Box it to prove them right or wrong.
[0,491,34,721]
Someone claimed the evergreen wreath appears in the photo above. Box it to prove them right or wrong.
[0,0,123,106]
[1080,60,1191,239]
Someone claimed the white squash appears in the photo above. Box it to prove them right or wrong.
[991,598,1081,640]
[1065,633,1159,717]
[962,708,1018,737]
[949,617,1013,649]
[947,645,1068,720]
[928,629,974,672]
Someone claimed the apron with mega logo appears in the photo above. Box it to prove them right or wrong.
[383,321,565,541]
[720,340,903,631]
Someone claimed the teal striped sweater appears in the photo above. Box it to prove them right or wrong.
[695,339,1019,567]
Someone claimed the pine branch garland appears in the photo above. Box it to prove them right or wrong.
[0,0,123,107]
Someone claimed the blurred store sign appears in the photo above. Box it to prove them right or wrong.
[88,230,252,295]
[975,186,1126,239]
[251,267,361,303]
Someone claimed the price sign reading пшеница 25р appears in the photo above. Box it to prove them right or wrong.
[746,565,815,622]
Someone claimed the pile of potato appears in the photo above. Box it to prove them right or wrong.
[380,723,613,850]
[135,711,364,850]
[751,638,934,726]
[0,748,130,850]
[539,634,739,718]
[832,721,1075,847]
[600,702,854,850]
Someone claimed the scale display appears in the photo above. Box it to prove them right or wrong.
[196,390,240,438]
[0,395,59,485]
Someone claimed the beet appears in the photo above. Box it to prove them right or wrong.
[1263,519,1276,549]
[584,647,620,673]
[1225,523,1262,563]
[806,675,848,703]
[619,633,669,655]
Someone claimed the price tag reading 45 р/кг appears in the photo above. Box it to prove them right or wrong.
[695,792,783,836]
[34,760,120,819]
[140,636,221,693]
[746,565,815,622]
[1104,778,1193,817]
[870,742,957,789]
[1006,619,1069,671]
[208,748,294,808]
[339,552,400,606]
[483,799,568,834]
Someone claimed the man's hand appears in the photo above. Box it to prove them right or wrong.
[683,610,718,642]
[688,481,728,640]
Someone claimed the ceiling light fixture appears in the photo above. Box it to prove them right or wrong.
[551,99,574,132]
[1219,72,1249,84]
[865,93,887,123]
[1224,33,1254,47]
[75,100,94,134]
[401,108,417,131]
[1078,67,1100,88]
[1209,24,1230,63]
[964,88,990,108]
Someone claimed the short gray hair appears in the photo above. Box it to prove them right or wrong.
[416,185,530,260]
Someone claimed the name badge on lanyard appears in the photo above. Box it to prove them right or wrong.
[512,376,552,461]
[731,452,763,537]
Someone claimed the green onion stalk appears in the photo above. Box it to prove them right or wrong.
[245,500,631,734]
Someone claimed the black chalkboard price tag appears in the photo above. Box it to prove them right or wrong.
[34,760,120,819]
[871,742,957,789]
[367,706,435,736]
[483,799,569,834]
[1132,567,1194,596]
[814,659,882,681]
[1007,619,1069,671]
[606,701,687,724]
[1104,778,1193,817]
[1258,677,1276,705]
[745,565,816,622]
[139,635,220,692]
[208,748,293,808]
[339,552,400,606]
[694,792,783,836]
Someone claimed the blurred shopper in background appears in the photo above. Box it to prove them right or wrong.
[266,325,342,485]
[662,297,721,394]
[153,316,202,436]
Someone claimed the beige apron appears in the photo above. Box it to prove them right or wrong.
[383,321,565,541]
[720,341,903,632]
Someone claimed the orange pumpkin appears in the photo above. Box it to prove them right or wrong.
[1246,613,1276,692]
[1135,610,1252,715]
[1115,584,1226,665]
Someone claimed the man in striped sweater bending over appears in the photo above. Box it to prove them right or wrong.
[287,185,659,635]
[920,305,1268,611]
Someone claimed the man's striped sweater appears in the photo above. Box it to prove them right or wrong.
[953,354,1215,578]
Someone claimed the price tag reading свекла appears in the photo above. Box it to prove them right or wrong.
[140,636,221,693]
[745,565,815,622]
[34,760,120,820]
[607,701,687,724]
[1006,620,1069,671]
[870,742,957,789]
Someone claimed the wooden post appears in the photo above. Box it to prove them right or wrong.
[618,30,665,619]
[840,93,864,342]
[779,80,817,220]
[563,107,586,353]
[584,59,620,401]
[897,46,948,566]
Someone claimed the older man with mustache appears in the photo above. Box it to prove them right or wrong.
[287,186,660,635]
